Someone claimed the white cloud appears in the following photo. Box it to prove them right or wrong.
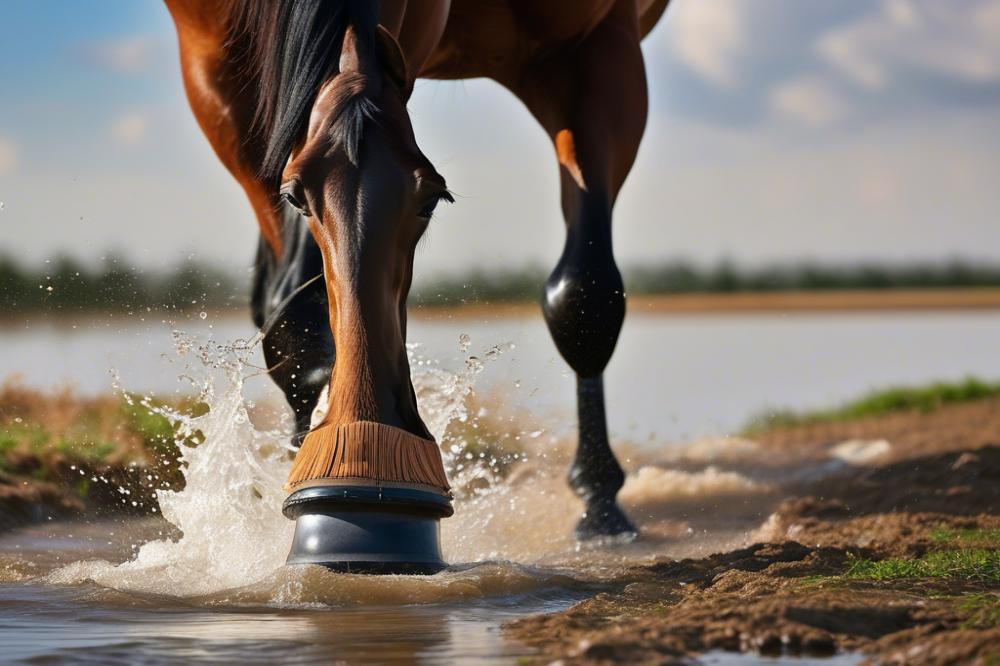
[0,137,17,176]
[669,0,746,88]
[819,0,1000,90]
[111,112,150,146]
[769,76,848,127]
[84,36,158,74]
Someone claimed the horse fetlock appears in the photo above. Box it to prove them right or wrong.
[575,494,637,540]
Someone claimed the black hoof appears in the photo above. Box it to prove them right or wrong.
[574,498,637,541]
[283,485,453,574]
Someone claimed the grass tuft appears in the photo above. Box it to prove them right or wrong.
[931,527,1000,548]
[744,377,1000,433]
[846,550,1000,583]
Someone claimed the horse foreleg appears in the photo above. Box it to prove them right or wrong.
[506,1,648,539]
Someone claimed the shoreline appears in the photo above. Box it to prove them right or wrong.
[3,288,1000,328]
[413,287,1000,319]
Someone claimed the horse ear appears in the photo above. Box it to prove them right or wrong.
[339,25,377,79]
[375,25,413,99]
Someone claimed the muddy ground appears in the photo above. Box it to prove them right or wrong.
[507,398,1000,664]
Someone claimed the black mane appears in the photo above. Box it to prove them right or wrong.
[228,0,379,186]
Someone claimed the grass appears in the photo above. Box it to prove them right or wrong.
[845,550,1000,583]
[743,377,1000,433]
[932,527,1000,548]
[0,381,198,496]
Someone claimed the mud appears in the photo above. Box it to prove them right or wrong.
[507,401,1000,664]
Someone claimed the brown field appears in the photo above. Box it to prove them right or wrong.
[412,287,1000,319]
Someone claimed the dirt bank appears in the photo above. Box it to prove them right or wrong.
[507,399,1000,664]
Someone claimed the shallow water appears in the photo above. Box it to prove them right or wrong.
[0,313,963,662]
[0,329,748,664]
[1,521,591,664]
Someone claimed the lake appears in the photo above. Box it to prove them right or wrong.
[3,307,1000,445]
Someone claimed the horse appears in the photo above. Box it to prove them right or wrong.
[164,0,669,570]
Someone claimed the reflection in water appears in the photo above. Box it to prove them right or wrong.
[0,578,587,664]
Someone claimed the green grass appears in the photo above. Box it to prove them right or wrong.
[0,385,198,493]
[846,550,1000,583]
[743,377,1000,433]
[932,528,1000,548]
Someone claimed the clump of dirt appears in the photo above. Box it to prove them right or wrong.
[511,526,1000,664]
[507,406,1000,664]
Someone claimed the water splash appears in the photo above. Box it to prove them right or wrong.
[51,332,293,596]
[48,331,553,599]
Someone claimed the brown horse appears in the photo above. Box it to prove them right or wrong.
[164,0,669,566]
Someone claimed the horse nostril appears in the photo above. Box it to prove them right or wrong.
[280,179,311,217]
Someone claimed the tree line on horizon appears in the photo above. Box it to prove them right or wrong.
[3,253,1000,313]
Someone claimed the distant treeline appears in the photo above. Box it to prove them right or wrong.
[4,254,1000,313]
[411,259,1000,306]
[0,254,245,314]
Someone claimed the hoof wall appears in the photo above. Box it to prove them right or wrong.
[283,485,452,574]
[574,500,637,542]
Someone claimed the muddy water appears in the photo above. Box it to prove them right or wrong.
[1,523,591,664]
[0,330,772,664]
[0,317,912,663]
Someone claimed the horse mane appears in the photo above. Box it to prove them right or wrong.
[227,0,380,185]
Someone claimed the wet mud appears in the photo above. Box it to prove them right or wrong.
[508,400,1000,664]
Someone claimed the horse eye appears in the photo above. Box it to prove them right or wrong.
[280,181,311,217]
[416,198,440,221]
[417,191,453,221]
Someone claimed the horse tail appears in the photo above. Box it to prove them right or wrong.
[227,0,378,186]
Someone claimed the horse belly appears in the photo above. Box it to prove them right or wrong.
[422,0,620,80]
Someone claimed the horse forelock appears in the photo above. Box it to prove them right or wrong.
[326,73,381,167]
[226,0,379,186]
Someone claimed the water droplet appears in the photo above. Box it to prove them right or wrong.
[458,333,471,352]
[199,312,208,320]
[466,356,484,374]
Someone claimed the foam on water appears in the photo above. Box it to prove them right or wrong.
[619,465,771,505]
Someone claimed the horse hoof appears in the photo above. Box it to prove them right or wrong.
[282,485,453,574]
[574,499,637,541]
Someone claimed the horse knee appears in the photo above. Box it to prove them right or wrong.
[542,228,625,378]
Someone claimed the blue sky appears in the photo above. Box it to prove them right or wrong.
[1,0,999,278]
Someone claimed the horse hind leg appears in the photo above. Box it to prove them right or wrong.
[507,1,647,539]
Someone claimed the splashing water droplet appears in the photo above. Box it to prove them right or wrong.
[458,333,471,352]
[199,312,208,320]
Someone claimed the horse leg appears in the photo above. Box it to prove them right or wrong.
[506,1,647,539]
[251,204,334,445]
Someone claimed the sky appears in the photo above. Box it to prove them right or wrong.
[1,0,999,282]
